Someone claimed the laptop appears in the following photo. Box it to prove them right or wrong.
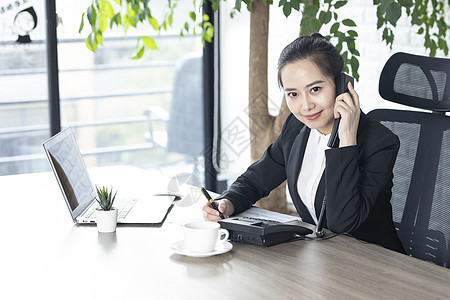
[43,127,176,226]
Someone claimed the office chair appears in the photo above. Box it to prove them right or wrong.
[144,52,204,177]
[367,52,450,268]
[166,52,204,158]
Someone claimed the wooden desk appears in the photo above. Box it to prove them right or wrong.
[1,166,449,299]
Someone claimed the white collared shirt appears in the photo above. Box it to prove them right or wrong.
[297,129,330,224]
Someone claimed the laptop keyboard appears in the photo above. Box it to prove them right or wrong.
[116,198,137,219]
[84,197,137,220]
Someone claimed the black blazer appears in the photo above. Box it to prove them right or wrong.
[219,112,405,253]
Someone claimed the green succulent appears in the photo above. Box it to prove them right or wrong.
[95,186,117,211]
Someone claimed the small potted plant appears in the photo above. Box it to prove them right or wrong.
[95,186,118,233]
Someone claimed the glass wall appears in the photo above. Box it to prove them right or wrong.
[0,0,205,187]
[0,0,49,175]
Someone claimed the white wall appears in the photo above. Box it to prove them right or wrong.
[218,1,450,181]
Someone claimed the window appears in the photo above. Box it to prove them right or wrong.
[0,0,205,189]
[0,1,49,175]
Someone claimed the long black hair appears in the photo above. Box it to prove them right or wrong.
[277,33,344,88]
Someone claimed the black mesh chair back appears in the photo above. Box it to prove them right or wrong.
[367,52,450,268]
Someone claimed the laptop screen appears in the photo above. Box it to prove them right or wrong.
[43,128,95,215]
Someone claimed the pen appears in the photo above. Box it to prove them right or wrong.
[201,187,225,219]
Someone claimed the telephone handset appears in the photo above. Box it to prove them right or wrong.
[327,73,355,148]
[317,73,354,237]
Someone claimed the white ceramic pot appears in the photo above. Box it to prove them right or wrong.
[96,208,118,233]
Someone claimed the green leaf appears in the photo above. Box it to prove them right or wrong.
[382,27,394,47]
[398,0,414,7]
[143,36,157,49]
[429,39,437,57]
[189,11,196,22]
[235,0,242,12]
[128,8,138,23]
[342,18,356,27]
[386,2,402,26]
[319,11,325,21]
[98,12,108,33]
[378,0,391,14]
[336,31,345,45]
[123,13,130,32]
[79,13,85,33]
[87,5,97,28]
[346,37,355,50]
[319,10,331,24]
[330,22,340,33]
[334,1,348,9]
[347,30,358,37]
[311,18,321,32]
[437,37,446,50]
[95,32,103,45]
[376,16,385,29]
[382,27,389,40]
[323,11,332,24]
[437,18,447,35]
[342,50,348,62]
[99,0,115,19]
[282,2,292,17]
[114,0,121,5]
[417,27,424,34]
[94,186,117,210]
[86,32,97,52]
[202,22,214,45]
[291,0,300,11]
[350,56,360,81]
[137,11,146,22]
[110,13,121,28]
[335,41,342,52]
[148,16,159,30]
[351,48,360,56]
[343,63,349,73]
[443,42,449,56]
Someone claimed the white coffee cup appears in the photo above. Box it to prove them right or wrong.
[184,221,229,253]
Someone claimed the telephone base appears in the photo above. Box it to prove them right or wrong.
[219,217,313,247]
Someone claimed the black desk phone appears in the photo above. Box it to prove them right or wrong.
[218,217,313,246]
[327,73,355,148]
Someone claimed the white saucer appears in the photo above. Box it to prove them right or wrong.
[170,240,233,257]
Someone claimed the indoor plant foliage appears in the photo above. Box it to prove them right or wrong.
[78,0,214,59]
[95,186,118,233]
[95,185,117,211]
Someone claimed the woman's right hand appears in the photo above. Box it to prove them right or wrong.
[202,199,235,222]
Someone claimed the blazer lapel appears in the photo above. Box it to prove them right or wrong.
[311,113,366,225]
[286,127,315,224]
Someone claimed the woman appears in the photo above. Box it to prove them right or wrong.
[203,33,404,253]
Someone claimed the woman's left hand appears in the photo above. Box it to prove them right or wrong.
[334,81,360,147]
